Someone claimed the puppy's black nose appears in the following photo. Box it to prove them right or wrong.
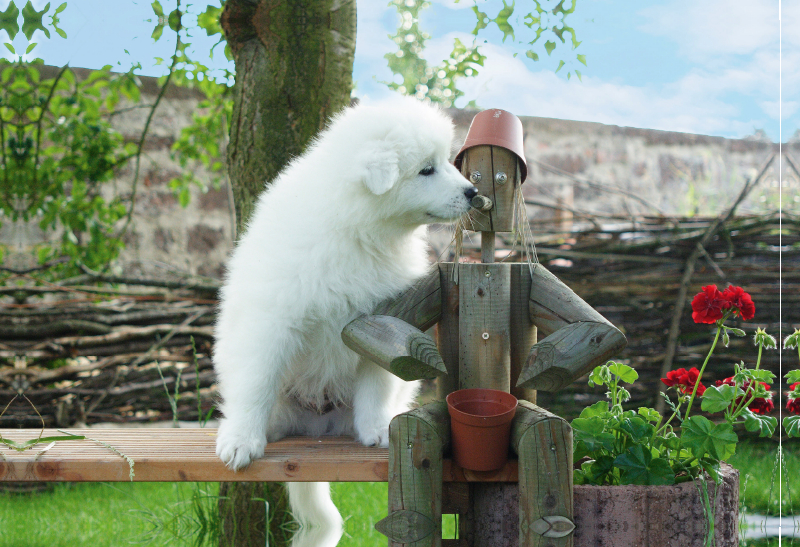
[464,187,478,200]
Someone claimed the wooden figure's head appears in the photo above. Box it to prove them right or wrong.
[454,109,527,233]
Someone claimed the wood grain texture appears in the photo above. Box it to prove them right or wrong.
[522,264,627,391]
[458,263,511,391]
[342,315,446,381]
[372,267,443,331]
[0,428,517,483]
[511,401,574,547]
[0,430,388,482]
[462,146,519,233]
[527,264,612,337]
[437,262,460,398]
[382,402,451,547]
[517,321,627,392]
[462,145,495,232]
[510,263,537,403]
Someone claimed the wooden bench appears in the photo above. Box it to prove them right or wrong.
[0,428,518,484]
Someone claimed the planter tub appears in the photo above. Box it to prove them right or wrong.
[573,464,739,547]
[468,464,738,547]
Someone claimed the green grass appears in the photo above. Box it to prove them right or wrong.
[0,482,217,547]
[729,440,799,517]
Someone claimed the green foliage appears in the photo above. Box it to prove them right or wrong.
[385,0,586,106]
[0,1,231,278]
[573,308,780,487]
[463,0,585,79]
[384,0,485,107]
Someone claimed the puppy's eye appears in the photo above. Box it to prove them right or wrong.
[419,165,435,176]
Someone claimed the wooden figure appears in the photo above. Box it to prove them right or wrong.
[344,109,627,546]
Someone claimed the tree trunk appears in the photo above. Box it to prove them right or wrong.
[218,1,356,546]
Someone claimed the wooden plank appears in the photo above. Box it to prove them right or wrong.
[342,315,447,380]
[511,401,573,547]
[458,263,511,391]
[373,267,443,331]
[437,262,460,398]
[0,430,388,483]
[382,402,450,547]
[0,429,517,483]
[510,263,537,403]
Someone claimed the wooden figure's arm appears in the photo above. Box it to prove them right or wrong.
[342,315,446,380]
[341,268,447,381]
[516,265,626,392]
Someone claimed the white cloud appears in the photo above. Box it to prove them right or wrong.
[638,0,779,58]
[454,43,776,138]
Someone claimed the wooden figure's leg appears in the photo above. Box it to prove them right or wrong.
[376,402,450,547]
[512,400,574,547]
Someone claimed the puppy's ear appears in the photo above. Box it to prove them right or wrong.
[360,144,399,195]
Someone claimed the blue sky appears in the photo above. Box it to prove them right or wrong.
[2,0,794,142]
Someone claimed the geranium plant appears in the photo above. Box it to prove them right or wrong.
[573,285,777,486]
[783,329,800,437]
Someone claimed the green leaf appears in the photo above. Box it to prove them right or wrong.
[700,384,738,413]
[54,2,67,14]
[576,54,587,66]
[544,40,556,55]
[167,9,181,32]
[619,417,654,443]
[525,50,539,62]
[555,60,565,73]
[743,369,775,383]
[575,70,582,81]
[742,409,777,438]
[637,407,661,423]
[608,362,638,384]
[588,455,615,482]
[4,42,14,53]
[579,400,610,419]
[727,327,746,337]
[25,41,37,53]
[21,0,48,40]
[786,370,800,384]
[55,26,66,38]
[681,416,737,461]
[0,1,20,40]
[784,415,800,438]
[614,446,675,485]
[151,1,164,17]
[571,417,615,452]
[151,23,164,42]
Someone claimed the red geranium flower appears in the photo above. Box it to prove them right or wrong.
[721,285,755,321]
[716,377,773,415]
[787,383,800,416]
[662,367,706,395]
[691,285,729,324]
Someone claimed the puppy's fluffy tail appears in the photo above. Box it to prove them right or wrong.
[287,482,343,547]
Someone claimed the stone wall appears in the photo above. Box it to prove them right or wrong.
[17,68,791,278]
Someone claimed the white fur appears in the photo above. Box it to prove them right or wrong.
[213,98,474,536]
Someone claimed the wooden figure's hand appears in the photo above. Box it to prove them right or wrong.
[517,265,627,392]
[342,315,447,381]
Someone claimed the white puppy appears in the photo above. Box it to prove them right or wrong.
[213,98,475,530]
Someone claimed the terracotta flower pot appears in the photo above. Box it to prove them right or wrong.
[446,388,518,471]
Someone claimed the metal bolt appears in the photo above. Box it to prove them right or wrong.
[469,170,482,183]
[470,195,493,211]
[482,332,490,340]
[495,171,507,184]
[485,271,491,277]
[407,442,413,449]
[550,444,557,452]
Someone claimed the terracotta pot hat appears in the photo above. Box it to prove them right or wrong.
[454,109,528,183]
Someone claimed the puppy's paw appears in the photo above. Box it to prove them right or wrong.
[355,423,390,448]
[215,418,267,471]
